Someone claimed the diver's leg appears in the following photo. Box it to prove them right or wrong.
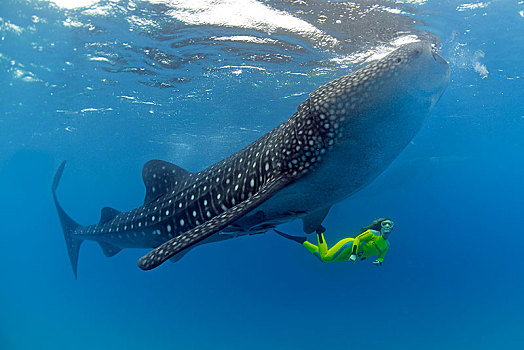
[317,233,327,257]
[303,241,319,254]
[326,238,354,257]
[274,229,320,256]
[331,238,355,262]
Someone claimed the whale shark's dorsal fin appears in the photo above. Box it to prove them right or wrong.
[100,207,121,224]
[142,160,193,204]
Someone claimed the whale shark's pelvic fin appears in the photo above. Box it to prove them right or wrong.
[301,207,330,234]
[52,161,83,279]
[138,175,293,270]
[142,160,193,204]
[98,242,122,257]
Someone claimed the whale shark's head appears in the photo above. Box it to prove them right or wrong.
[309,41,449,136]
[385,41,450,106]
[299,41,449,192]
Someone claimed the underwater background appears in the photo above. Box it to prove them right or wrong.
[1,0,523,349]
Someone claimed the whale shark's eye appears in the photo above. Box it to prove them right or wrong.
[395,58,402,63]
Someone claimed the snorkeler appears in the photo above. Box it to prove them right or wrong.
[275,218,394,266]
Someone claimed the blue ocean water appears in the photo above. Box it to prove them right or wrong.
[1,0,523,349]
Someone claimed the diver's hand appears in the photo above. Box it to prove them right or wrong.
[349,255,357,263]
[373,260,382,266]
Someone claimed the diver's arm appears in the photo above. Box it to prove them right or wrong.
[373,244,389,266]
[349,230,374,262]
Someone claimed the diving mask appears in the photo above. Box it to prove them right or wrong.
[381,220,394,231]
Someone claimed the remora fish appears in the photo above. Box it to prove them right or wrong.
[53,41,449,276]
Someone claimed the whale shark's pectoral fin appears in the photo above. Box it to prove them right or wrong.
[301,207,330,234]
[138,175,293,270]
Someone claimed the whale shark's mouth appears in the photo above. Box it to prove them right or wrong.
[430,55,450,95]
[413,47,450,96]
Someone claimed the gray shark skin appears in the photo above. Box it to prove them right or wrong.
[52,41,449,276]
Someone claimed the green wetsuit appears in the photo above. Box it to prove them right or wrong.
[303,229,389,263]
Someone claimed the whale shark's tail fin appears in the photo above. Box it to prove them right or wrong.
[52,161,83,279]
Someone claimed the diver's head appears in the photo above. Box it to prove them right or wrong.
[379,219,394,239]
[360,218,394,238]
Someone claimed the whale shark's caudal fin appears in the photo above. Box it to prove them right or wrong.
[52,161,83,279]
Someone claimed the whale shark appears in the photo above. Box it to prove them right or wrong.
[53,41,449,276]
